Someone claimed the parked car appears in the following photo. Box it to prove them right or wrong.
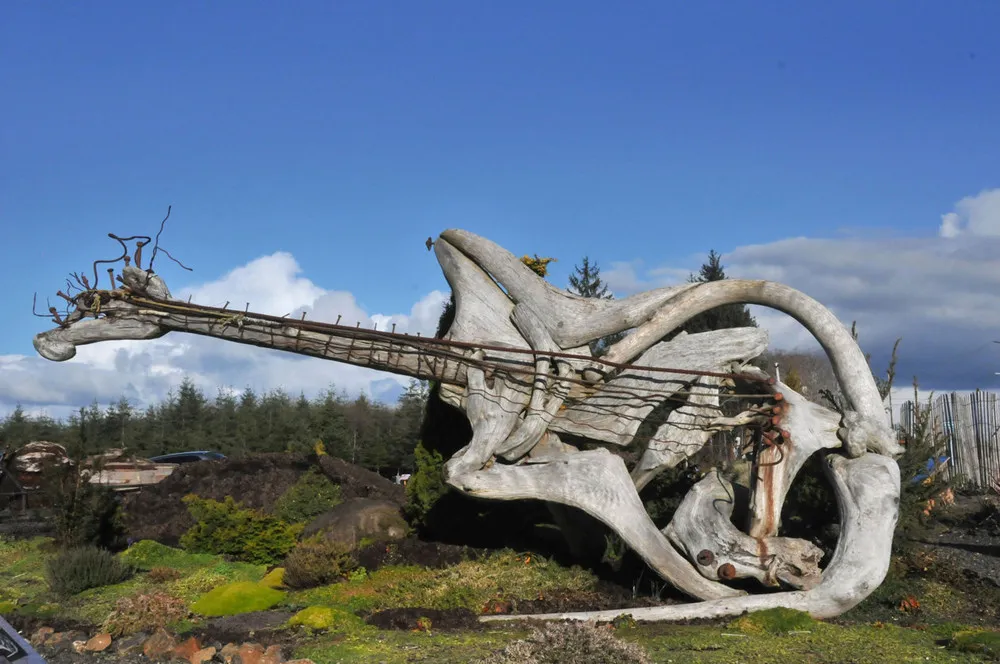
[148,451,227,464]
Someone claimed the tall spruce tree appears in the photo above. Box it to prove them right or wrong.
[567,256,624,356]
[678,249,756,335]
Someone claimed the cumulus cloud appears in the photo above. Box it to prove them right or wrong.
[605,189,1000,394]
[939,188,1000,238]
[1,253,448,419]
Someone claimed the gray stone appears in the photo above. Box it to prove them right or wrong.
[302,498,409,548]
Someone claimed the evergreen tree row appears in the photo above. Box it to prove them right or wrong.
[0,379,429,476]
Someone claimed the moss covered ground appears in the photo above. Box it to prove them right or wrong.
[3,535,1000,663]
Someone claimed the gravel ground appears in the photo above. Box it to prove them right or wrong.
[918,531,1000,587]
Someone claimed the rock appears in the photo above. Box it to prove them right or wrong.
[261,644,283,664]
[173,635,202,661]
[29,626,54,646]
[143,627,178,660]
[236,642,264,664]
[45,630,86,652]
[85,632,113,651]
[115,631,149,655]
[191,646,217,664]
[219,642,240,664]
[72,639,88,654]
[302,498,409,547]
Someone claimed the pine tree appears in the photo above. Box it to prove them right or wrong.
[567,256,624,356]
[676,249,757,336]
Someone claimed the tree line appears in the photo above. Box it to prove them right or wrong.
[0,379,429,476]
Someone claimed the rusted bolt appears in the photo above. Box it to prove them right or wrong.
[771,415,782,426]
[773,392,784,401]
[763,430,778,441]
[771,405,783,416]
[780,429,792,441]
[696,549,714,566]
[718,563,736,580]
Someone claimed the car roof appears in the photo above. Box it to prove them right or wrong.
[150,451,225,459]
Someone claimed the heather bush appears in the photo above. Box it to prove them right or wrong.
[282,536,357,589]
[46,546,135,595]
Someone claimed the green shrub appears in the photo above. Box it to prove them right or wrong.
[190,581,285,617]
[273,468,342,524]
[478,620,652,664]
[282,537,357,589]
[44,465,127,551]
[180,495,304,565]
[102,591,188,636]
[403,441,448,528]
[260,567,285,588]
[46,546,135,596]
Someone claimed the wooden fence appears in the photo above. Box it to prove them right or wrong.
[899,391,1000,488]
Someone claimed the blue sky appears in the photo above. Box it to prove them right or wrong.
[2,1,999,418]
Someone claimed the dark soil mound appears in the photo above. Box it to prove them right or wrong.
[364,607,482,631]
[356,537,490,571]
[314,455,405,505]
[121,453,312,545]
[121,453,407,546]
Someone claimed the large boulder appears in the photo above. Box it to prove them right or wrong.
[302,498,408,548]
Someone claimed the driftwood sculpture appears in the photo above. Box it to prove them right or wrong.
[33,227,902,622]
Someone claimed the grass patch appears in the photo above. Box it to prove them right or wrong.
[288,550,598,614]
[949,629,1000,658]
[729,607,817,635]
[0,537,51,605]
[119,540,220,571]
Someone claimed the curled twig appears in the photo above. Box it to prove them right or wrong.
[146,205,171,274]
[156,247,192,271]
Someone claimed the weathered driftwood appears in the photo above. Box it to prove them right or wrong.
[33,227,902,622]
[483,452,900,622]
[664,470,824,589]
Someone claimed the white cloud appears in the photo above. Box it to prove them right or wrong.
[1,253,448,418]
[606,188,1000,394]
[938,188,1000,238]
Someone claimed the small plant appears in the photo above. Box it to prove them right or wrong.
[146,567,183,583]
[479,620,652,664]
[45,546,135,596]
[190,581,285,617]
[180,495,303,565]
[282,536,357,589]
[272,468,342,524]
[42,460,127,551]
[102,591,188,637]
[403,441,448,528]
[288,605,363,632]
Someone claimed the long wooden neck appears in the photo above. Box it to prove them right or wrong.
[131,294,470,385]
